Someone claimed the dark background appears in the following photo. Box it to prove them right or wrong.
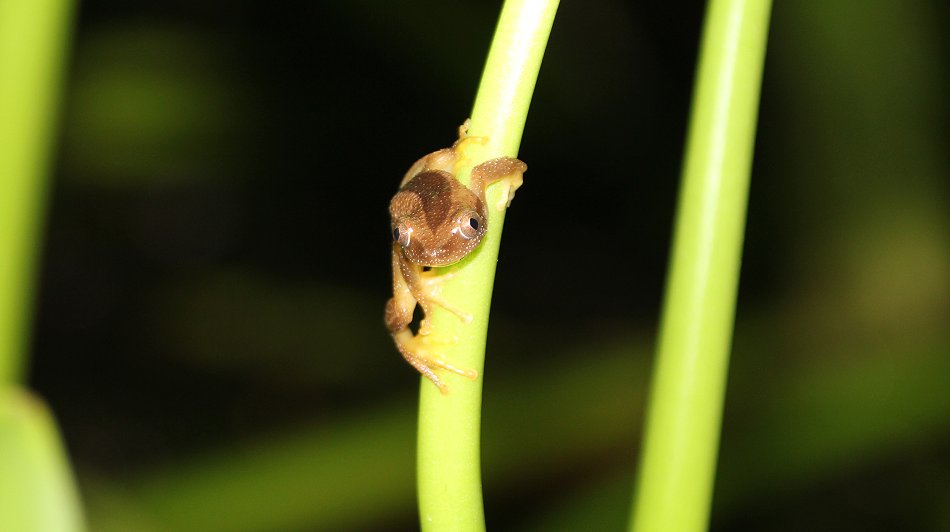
[27,1,950,530]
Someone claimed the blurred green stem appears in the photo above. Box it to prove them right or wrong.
[415,0,558,530]
[0,2,84,531]
[0,389,85,531]
[0,0,74,384]
[629,1,771,531]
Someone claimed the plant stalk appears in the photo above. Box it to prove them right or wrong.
[629,1,772,531]
[0,0,74,384]
[415,1,558,530]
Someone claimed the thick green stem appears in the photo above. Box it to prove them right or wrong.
[0,0,74,384]
[415,1,558,530]
[0,3,84,531]
[629,1,771,531]
[0,389,85,531]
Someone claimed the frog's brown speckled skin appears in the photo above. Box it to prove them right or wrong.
[385,129,526,393]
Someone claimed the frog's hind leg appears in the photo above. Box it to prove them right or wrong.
[400,148,457,187]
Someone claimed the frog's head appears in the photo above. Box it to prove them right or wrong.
[390,170,487,266]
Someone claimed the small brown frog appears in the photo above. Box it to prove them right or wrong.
[385,123,526,393]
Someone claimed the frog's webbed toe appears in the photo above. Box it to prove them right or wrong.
[392,329,477,394]
[470,157,526,210]
[415,271,472,335]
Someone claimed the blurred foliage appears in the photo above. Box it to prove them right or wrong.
[63,26,253,187]
[21,0,950,531]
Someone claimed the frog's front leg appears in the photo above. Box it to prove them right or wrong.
[386,246,470,332]
[470,157,527,210]
[395,252,472,335]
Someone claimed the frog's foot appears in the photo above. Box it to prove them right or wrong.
[393,330,478,394]
[452,120,489,161]
[457,119,472,139]
[470,157,526,210]
[456,119,490,143]
[494,171,524,210]
[454,133,489,152]
[416,271,472,334]
[417,301,472,335]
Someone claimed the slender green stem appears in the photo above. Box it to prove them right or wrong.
[629,1,771,531]
[415,1,558,530]
[0,0,74,384]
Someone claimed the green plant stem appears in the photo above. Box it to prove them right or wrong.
[0,0,74,384]
[415,1,558,530]
[0,2,83,531]
[629,1,771,532]
[0,389,85,531]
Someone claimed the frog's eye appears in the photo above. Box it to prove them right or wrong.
[393,223,412,247]
[456,214,483,240]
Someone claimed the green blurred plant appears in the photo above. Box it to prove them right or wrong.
[20,1,948,531]
[0,389,85,531]
[0,1,83,531]
[629,1,772,531]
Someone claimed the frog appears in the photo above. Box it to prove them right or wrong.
[385,122,526,393]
